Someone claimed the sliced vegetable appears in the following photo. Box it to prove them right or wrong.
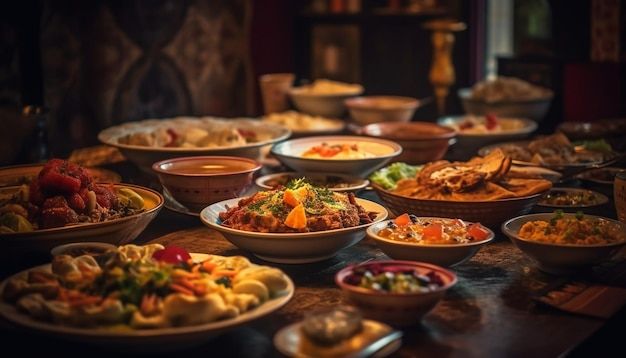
[467,223,490,241]
[394,213,411,226]
[422,223,443,241]
[285,203,307,229]
[0,212,33,233]
[369,162,422,190]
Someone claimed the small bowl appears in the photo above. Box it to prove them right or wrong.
[576,167,626,186]
[458,88,553,122]
[289,84,364,118]
[152,156,262,212]
[437,115,537,160]
[537,188,609,210]
[51,242,117,258]
[366,218,495,267]
[359,122,456,165]
[335,260,457,326]
[501,213,626,274]
[200,197,388,264]
[270,135,402,178]
[345,96,421,125]
[255,172,369,192]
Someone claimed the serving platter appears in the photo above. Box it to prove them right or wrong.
[0,254,294,351]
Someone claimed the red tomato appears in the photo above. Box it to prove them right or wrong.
[423,223,443,240]
[468,223,490,241]
[485,114,498,130]
[153,245,191,264]
[394,213,411,226]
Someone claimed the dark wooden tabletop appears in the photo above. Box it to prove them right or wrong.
[1,161,625,357]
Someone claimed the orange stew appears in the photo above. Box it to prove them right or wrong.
[378,215,491,245]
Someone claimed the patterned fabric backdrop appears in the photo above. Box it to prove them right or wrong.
[40,0,254,157]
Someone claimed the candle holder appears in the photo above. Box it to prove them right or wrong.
[423,19,466,115]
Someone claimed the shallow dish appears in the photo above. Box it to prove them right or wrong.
[458,87,553,122]
[537,188,609,209]
[335,260,456,326]
[373,183,544,229]
[152,156,262,212]
[271,135,402,178]
[0,257,294,351]
[367,218,495,267]
[0,163,121,187]
[358,122,455,165]
[98,117,290,173]
[0,183,163,255]
[437,115,537,160]
[345,96,421,125]
[502,213,626,274]
[200,197,388,263]
[255,172,369,192]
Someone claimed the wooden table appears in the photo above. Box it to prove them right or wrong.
[1,162,625,357]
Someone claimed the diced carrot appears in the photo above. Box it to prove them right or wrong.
[68,296,101,307]
[213,269,238,277]
[423,223,443,241]
[170,283,194,296]
[283,189,301,207]
[394,213,411,226]
[202,261,217,272]
[468,223,490,241]
[285,204,307,229]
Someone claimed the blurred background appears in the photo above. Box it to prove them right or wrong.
[0,0,624,165]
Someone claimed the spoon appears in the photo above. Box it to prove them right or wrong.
[346,330,403,358]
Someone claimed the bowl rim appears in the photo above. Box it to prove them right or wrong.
[501,213,626,248]
[50,242,117,257]
[367,218,495,248]
[536,187,609,208]
[344,96,419,110]
[457,87,554,104]
[255,171,370,192]
[575,166,626,185]
[288,84,364,97]
[152,156,262,177]
[436,115,538,137]
[359,121,457,141]
[200,197,388,239]
[270,135,403,163]
[0,183,164,238]
[372,182,547,204]
[334,260,457,297]
[97,118,292,153]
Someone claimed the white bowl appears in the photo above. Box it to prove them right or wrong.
[255,172,369,192]
[458,88,553,122]
[345,96,420,125]
[270,136,402,178]
[367,218,495,267]
[437,115,537,160]
[98,117,291,173]
[501,213,626,274]
[200,198,388,263]
[289,85,364,118]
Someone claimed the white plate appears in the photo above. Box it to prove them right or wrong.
[0,256,294,351]
[274,320,401,358]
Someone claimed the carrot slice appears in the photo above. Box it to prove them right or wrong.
[283,189,300,207]
[170,283,194,296]
[285,204,307,229]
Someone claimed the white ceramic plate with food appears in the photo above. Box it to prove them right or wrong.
[270,136,402,178]
[0,257,294,351]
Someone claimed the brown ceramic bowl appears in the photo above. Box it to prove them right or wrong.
[152,156,262,212]
[359,122,456,164]
[345,96,422,125]
[335,260,457,326]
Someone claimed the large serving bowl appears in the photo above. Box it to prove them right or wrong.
[502,213,626,274]
[335,260,457,326]
[288,84,363,118]
[344,96,421,125]
[152,156,262,212]
[359,122,456,165]
[270,136,402,178]
[458,88,553,122]
[255,172,369,192]
[367,218,495,267]
[437,115,537,160]
[98,117,290,173]
[0,163,121,187]
[373,183,545,229]
[200,198,388,263]
[0,184,163,257]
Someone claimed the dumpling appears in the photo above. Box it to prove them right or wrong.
[51,255,101,287]
[234,266,289,296]
[233,279,269,302]
[163,293,237,326]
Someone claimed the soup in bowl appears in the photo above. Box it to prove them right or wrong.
[152,156,262,212]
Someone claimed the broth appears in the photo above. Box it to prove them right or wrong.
[165,161,252,174]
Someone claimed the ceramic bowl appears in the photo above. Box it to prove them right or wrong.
[255,172,369,192]
[152,156,262,212]
[289,85,363,118]
[367,218,495,267]
[358,122,456,165]
[458,88,553,122]
[200,197,388,264]
[345,96,422,125]
[335,260,457,326]
[270,135,402,178]
[502,213,626,274]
